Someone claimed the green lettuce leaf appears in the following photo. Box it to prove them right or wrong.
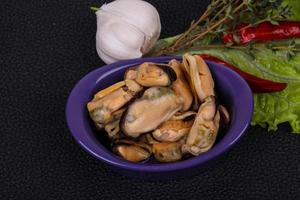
[173,43,300,133]
[283,0,300,21]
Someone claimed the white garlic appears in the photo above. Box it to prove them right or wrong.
[95,0,161,64]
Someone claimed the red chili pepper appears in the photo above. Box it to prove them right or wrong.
[223,21,300,44]
[199,54,287,93]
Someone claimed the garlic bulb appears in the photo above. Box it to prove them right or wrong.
[96,0,161,64]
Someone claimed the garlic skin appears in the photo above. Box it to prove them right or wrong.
[96,0,161,64]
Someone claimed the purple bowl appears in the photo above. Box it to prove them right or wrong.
[65,56,253,179]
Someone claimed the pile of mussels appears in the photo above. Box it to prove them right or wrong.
[87,54,230,162]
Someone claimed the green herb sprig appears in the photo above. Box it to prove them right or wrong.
[151,0,292,56]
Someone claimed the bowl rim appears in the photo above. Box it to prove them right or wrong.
[65,56,253,173]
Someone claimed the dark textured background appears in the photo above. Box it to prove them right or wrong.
[1,0,300,199]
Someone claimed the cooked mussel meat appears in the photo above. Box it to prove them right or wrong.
[87,80,142,125]
[124,67,138,80]
[104,109,125,140]
[153,142,182,162]
[182,54,215,103]
[125,62,176,87]
[152,113,195,142]
[121,87,183,138]
[113,140,152,162]
[182,96,220,156]
[169,59,193,111]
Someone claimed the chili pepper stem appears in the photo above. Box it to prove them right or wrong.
[90,6,100,12]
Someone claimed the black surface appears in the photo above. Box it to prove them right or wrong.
[1,0,300,199]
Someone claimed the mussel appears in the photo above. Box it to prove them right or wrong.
[121,87,183,138]
[104,109,125,140]
[125,62,177,87]
[124,67,138,80]
[87,80,142,125]
[113,140,152,162]
[182,54,215,103]
[169,59,193,111]
[182,96,221,156]
[152,112,195,142]
[153,141,183,162]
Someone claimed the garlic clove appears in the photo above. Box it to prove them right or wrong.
[96,15,144,61]
[96,47,118,64]
[95,0,161,64]
[97,12,146,50]
[101,0,161,37]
